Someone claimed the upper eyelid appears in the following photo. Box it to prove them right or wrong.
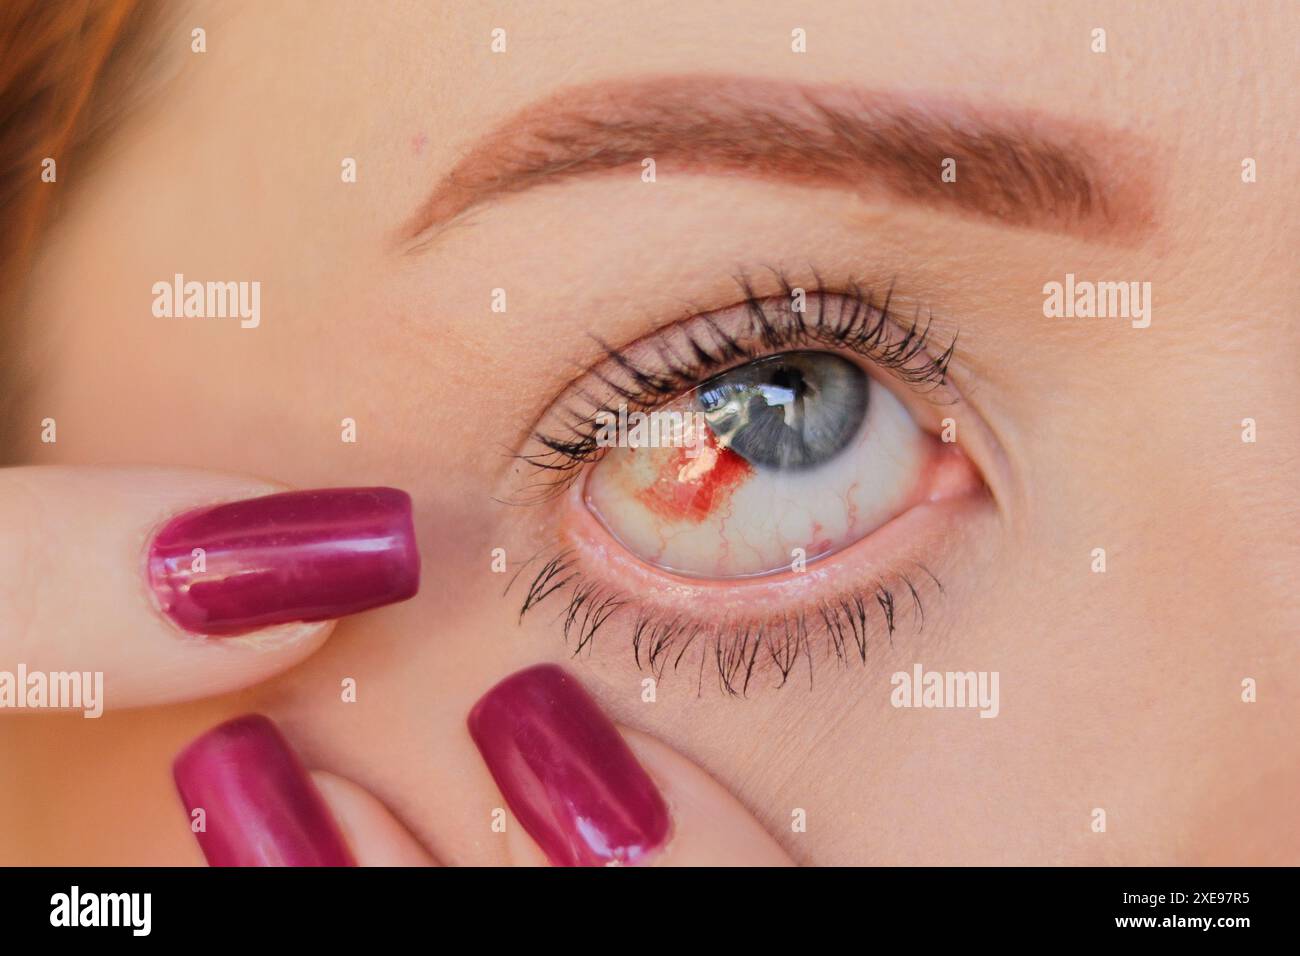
[571,273,961,411]
[614,286,958,402]
[508,273,964,501]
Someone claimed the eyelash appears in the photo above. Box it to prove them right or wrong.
[511,547,944,696]
[513,271,957,501]
[503,272,963,694]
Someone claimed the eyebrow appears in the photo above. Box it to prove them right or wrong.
[400,75,1155,246]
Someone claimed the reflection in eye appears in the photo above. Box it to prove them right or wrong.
[585,350,926,578]
[699,352,867,470]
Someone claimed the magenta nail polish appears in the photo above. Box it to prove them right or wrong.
[173,714,355,867]
[467,664,671,866]
[147,487,419,636]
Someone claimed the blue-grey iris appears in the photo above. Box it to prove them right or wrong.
[696,351,868,471]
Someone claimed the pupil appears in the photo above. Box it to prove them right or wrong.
[768,368,807,396]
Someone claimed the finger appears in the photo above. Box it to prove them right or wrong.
[311,771,437,866]
[173,714,435,866]
[620,728,795,865]
[467,664,795,866]
[0,466,419,710]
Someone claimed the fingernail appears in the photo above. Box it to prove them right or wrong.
[148,487,420,636]
[467,663,671,866]
[173,714,355,867]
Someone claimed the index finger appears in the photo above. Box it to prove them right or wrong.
[0,466,419,713]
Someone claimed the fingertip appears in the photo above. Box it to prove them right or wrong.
[619,727,796,866]
[171,713,355,867]
[146,487,420,637]
[310,771,437,867]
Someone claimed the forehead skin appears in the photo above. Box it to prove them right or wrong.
[4,0,1298,864]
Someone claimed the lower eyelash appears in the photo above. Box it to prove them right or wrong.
[510,547,942,696]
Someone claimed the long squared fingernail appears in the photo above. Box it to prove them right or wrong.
[173,714,354,866]
[148,487,419,636]
[467,664,670,866]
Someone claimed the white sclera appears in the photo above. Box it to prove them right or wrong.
[585,375,926,578]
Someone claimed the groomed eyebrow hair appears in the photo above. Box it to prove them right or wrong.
[400,75,1155,246]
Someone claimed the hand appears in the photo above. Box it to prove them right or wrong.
[0,466,790,865]
[173,665,795,866]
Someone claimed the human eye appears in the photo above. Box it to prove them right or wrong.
[587,348,930,578]
[503,273,990,693]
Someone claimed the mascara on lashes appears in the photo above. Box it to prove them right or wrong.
[510,547,940,696]
[512,272,957,503]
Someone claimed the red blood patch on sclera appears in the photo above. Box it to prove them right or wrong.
[635,437,754,524]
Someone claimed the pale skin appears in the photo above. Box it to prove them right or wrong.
[1,0,1297,865]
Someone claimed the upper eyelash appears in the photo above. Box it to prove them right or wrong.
[512,271,957,499]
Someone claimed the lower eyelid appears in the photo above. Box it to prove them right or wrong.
[491,470,996,693]
[509,489,991,695]
[540,435,988,637]
[499,405,996,693]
